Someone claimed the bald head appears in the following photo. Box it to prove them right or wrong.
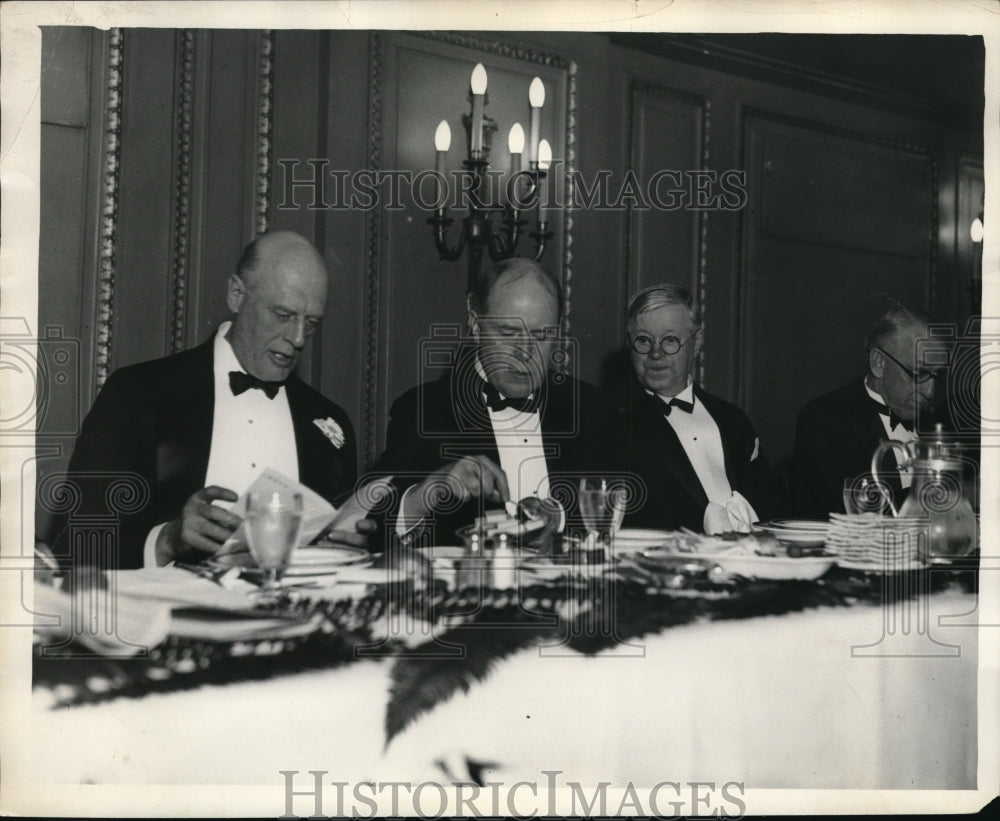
[468,258,562,399]
[226,231,329,382]
[469,258,562,318]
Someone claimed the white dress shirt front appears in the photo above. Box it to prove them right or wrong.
[476,359,551,504]
[204,321,299,494]
[143,322,299,565]
[652,379,758,532]
[396,360,553,536]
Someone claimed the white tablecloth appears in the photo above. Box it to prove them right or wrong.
[25,590,977,792]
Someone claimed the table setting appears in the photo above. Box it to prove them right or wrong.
[29,472,981,790]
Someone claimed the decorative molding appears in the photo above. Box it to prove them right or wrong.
[94,28,124,390]
[625,81,709,380]
[170,29,195,354]
[417,30,574,71]
[611,34,958,127]
[562,58,577,336]
[697,99,710,385]
[363,30,385,468]
[253,30,275,236]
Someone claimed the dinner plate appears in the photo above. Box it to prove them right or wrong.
[757,519,829,532]
[834,557,927,573]
[761,530,828,546]
[640,547,834,581]
[212,545,372,577]
[520,555,612,581]
[611,529,672,552]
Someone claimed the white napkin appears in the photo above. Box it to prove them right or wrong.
[703,490,758,535]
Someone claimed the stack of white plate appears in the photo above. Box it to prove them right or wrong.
[826,513,926,568]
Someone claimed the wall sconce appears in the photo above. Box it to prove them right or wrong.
[970,214,984,244]
[428,63,553,289]
[969,211,984,313]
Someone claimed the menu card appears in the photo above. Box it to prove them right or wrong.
[214,468,338,557]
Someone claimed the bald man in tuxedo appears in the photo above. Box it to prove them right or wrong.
[48,231,367,569]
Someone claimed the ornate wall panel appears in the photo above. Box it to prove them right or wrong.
[740,108,937,461]
[626,81,709,382]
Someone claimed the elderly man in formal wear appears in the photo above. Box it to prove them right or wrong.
[613,283,784,534]
[375,257,613,545]
[47,230,366,569]
[791,305,939,519]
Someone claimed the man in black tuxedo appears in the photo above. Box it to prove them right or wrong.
[48,231,365,569]
[613,284,784,533]
[791,306,939,519]
[375,258,613,545]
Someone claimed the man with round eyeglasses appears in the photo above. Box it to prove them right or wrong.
[791,304,941,519]
[611,283,784,534]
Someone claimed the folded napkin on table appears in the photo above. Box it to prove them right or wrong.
[33,582,171,656]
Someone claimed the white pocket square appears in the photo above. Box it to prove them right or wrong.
[313,417,345,449]
[750,437,760,462]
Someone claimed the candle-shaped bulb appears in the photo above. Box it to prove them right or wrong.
[529,77,545,108]
[434,120,451,152]
[269,491,282,511]
[470,63,488,94]
[508,123,525,155]
[528,79,544,164]
[538,139,552,170]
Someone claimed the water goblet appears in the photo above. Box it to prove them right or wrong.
[245,490,303,603]
[842,476,892,515]
[578,477,626,546]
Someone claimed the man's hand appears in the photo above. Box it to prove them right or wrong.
[155,485,240,565]
[318,518,377,550]
[404,455,510,520]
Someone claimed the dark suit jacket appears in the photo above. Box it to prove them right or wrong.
[47,337,357,569]
[790,380,902,519]
[610,377,786,532]
[374,362,616,546]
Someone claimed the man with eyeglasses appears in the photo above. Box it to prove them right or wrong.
[611,283,784,534]
[375,257,612,544]
[46,231,367,569]
[791,304,939,518]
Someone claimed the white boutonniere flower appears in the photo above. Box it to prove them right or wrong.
[313,417,345,449]
[750,437,760,462]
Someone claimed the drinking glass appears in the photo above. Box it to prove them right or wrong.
[578,478,626,544]
[245,490,303,602]
[842,477,892,515]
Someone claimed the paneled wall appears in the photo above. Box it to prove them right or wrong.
[36,28,983,535]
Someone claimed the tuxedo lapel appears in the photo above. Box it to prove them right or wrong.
[443,362,502,464]
[629,380,707,508]
[849,382,905,503]
[155,340,215,492]
[286,377,345,499]
[695,385,742,489]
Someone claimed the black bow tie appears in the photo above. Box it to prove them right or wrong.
[871,399,914,433]
[482,381,541,414]
[659,395,694,416]
[229,370,282,399]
